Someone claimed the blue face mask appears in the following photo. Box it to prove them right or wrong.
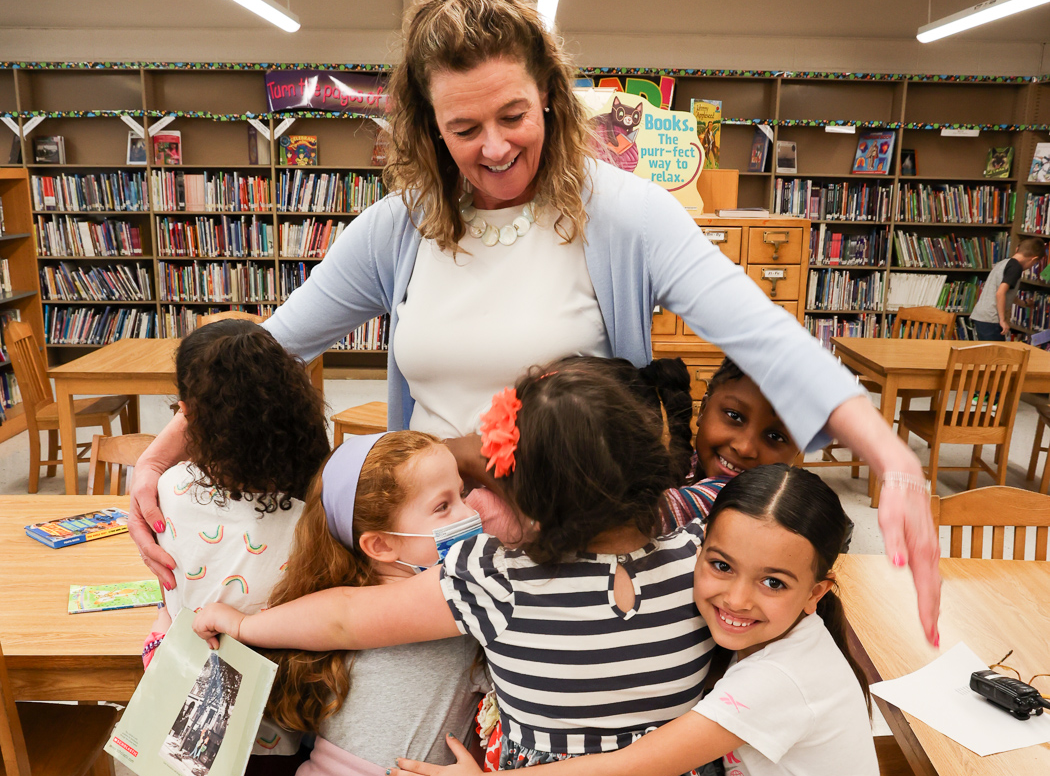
[385,510,484,573]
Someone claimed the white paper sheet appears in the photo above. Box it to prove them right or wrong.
[870,642,1050,757]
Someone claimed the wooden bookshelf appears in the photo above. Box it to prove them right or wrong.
[4,66,389,370]
[2,64,1048,375]
[0,169,44,441]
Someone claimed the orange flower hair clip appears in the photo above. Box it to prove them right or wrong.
[480,387,522,478]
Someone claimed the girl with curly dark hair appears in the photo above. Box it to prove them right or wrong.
[146,319,329,764]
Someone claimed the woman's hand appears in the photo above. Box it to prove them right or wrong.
[392,735,482,776]
[128,411,191,590]
[825,395,941,646]
[192,603,246,650]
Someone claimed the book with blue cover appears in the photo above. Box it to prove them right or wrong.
[25,507,130,548]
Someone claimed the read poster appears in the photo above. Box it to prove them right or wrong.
[585,91,704,213]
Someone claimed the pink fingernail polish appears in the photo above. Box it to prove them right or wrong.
[892,553,905,567]
[154,521,166,533]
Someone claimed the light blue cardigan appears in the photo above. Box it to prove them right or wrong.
[264,160,863,451]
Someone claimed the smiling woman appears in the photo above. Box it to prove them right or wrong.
[130,0,942,693]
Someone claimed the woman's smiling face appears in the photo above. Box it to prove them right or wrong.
[428,57,548,210]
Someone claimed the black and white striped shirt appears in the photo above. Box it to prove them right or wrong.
[439,522,712,755]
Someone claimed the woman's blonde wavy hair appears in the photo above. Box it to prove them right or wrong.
[263,431,442,733]
[385,0,594,254]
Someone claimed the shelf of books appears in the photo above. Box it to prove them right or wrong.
[0,66,392,370]
[0,168,44,442]
[2,64,1049,371]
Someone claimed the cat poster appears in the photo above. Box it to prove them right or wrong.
[691,99,721,170]
[580,90,703,212]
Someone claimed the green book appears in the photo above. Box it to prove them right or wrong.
[68,579,163,614]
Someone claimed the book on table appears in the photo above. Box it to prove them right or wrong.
[68,579,163,614]
[24,507,130,548]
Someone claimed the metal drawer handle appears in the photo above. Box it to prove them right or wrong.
[761,267,786,297]
[763,230,790,261]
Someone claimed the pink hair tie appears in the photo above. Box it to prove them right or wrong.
[480,387,522,478]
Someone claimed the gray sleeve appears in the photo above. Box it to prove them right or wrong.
[642,184,865,451]
[262,200,400,361]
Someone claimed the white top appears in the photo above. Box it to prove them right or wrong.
[691,613,877,776]
[394,207,611,438]
[157,461,304,757]
[439,522,711,755]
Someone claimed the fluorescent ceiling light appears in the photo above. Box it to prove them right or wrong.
[917,0,1050,43]
[230,0,301,32]
[536,0,559,31]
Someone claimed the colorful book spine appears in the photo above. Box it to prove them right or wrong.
[895,183,1015,225]
[30,172,148,212]
[155,216,273,258]
[158,260,278,304]
[43,305,156,345]
[35,216,143,258]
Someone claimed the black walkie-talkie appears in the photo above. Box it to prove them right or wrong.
[970,670,1050,720]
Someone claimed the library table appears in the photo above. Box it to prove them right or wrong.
[830,338,1050,506]
[50,338,180,494]
[838,554,1050,775]
[0,496,153,702]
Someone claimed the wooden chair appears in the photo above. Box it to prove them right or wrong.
[0,637,118,776]
[197,311,324,395]
[4,320,132,494]
[808,306,957,477]
[87,433,157,496]
[1026,401,1050,494]
[898,344,1029,494]
[332,401,388,446]
[931,486,1050,560]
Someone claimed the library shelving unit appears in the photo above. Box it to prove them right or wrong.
[0,168,44,441]
[2,63,1049,376]
[653,71,1049,345]
[2,65,389,371]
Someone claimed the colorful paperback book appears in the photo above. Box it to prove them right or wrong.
[984,147,1014,178]
[33,136,65,164]
[280,135,318,166]
[1029,142,1050,183]
[852,131,894,175]
[25,507,130,548]
[68,579,162,614]
[153,131,182,166]
[105,610,277,776]
[691,99,721,170]
[748,126,772,172]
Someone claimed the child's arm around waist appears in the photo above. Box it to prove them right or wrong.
[393,712,743,776]
[192,565,460,650]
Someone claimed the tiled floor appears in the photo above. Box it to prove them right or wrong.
[4,379,1048,772]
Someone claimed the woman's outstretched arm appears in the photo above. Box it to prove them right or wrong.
[192,565,459,650]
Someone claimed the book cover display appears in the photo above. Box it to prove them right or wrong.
[25,507,130,548]
[105,610,277,776]
[748,126,773,172]
[127,133,148,165]
[33,136,65,164]
[580,91,703,212]
[68,579,163,614]
[852,131,895,174]
[984,147,1013,178]
[280,135,318,166]
[1029,143,1050,183]
[691,99,721,170]
[900,149,917,176]
[153,131,183,166]
[775,141,797,174]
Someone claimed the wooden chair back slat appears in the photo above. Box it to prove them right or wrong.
[0,638,32,776]
[892,306,957,340]
[935,345,1029,440]
[932,486,1050,560]
[4,320,53,423]
[87,433,157,496]
[1014,526,1028,560]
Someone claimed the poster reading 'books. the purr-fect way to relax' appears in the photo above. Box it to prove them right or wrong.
[105,610,277,776]
[579,90,704,212]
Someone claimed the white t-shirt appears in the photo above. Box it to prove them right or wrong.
[692,613,877,776]
[157,462,304,757]
[394,207,611,438]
